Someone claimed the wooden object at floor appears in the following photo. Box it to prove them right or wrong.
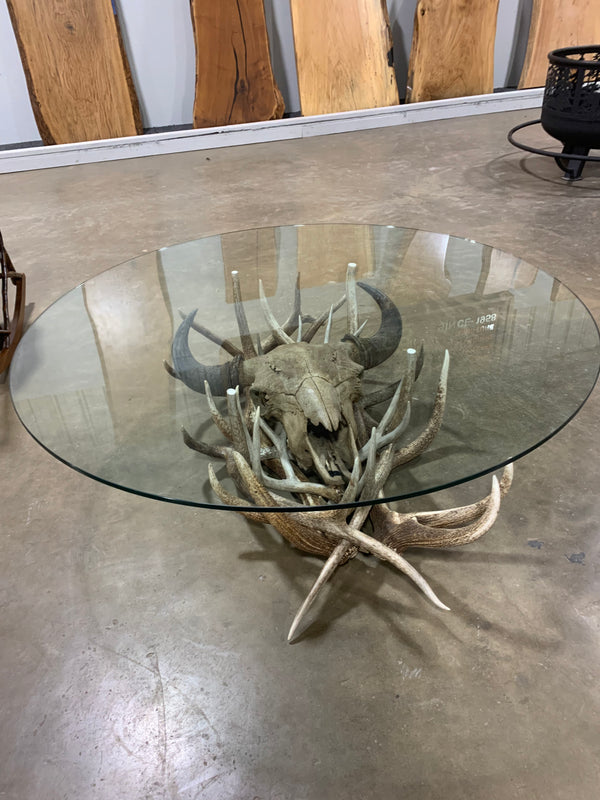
[6,0,142,145]
[0,231,26,375]
[406,0,500,103]
[289,0,399,116]
[518,0,600,88]
[190,0,284,127]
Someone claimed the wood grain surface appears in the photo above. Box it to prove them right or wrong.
[290,0,399,116]
[190,0,284,127]
[406,0,500,103]
[518,0,600,88]
[6,0,142,145]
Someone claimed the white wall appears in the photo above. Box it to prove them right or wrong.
[0,0,533,147]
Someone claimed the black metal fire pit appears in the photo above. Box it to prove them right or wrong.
[508,45,600,180]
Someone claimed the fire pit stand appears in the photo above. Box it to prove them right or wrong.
[508,45,600,180]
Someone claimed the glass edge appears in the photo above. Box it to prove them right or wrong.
[8,223,600,513]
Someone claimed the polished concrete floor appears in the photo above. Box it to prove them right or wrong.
[1,110,599,799]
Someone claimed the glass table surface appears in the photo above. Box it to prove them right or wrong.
[9,224,600,512]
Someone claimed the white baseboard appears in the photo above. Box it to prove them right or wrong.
[0,89,543,174]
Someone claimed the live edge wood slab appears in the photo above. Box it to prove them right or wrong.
[6,0,142,145]
[518,0,600,89]
[190,0,284,128]
[290,0,399,116]
[406,0,499,103]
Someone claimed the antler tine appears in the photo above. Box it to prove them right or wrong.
[323,305,335,344]
[375,403,411,451]
[178,308,243,357]
[356,381,407,461]
[259,279,295,345]
[416,463,513,527]
[302,295,347,343]
[208,463,271,523]
[310,515,450,610]
[380,475,502,552]
[261,275,304,352]
[390,347,417,429]
[288,541,354,642]
[254,416,340,500]
[231,271,258,358]
[226,386,251,461]
[392,349,449,469]
[181,427,229,459]
[346,262,359,334]
[204,380,235,441]
[357,428,378,493]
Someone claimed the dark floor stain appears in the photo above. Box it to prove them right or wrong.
[566,552,585,564]
[527,539,543,549]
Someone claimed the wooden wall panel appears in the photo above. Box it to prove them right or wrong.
[518,0,600,89]
[290,0,399,116]
[406,0,500,103]
[190,0,284,127]
[6,0,142,145]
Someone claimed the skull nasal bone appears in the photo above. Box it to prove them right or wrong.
[297,378,341,432]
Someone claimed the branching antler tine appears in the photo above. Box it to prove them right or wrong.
[259,279,294,345]
[323,304,335,344]
[262,474,339,500]
[348,422,360,464]
[208,463,270,522]
[259,417,295,480]
[311,516,450,611]
[280,274,302,336]
[370,402,411,452]
[354,445,395,527]
[416,464,513,527]
[232,449,339,501]
[255,418,340,499]
[385,347,417,429]
[251,406,263,476]
[406,475,502,549]
[226,387,250,459]
[352,403,371,449]
[373,444,396,491]
[234,385,253,450]
[288,542,352,642]
[375,378,404,435]
[178,308,243,357]
[296,315,303,343]
[256,333,264,355]
[231,271,258,358]
[204,380,235,440]
[392,349,449,468]
[302,295,346,343]
[346,262,359,334]
[340,456,361,505]
[355,319,368,336]
[358,428,378,490]
[181,427,228,458]
[500,461,514,496]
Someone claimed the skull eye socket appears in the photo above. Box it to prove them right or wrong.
[251,388,270,405]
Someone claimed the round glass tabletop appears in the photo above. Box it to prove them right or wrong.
[9,224,600,512]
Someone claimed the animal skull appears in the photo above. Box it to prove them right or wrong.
[168,274,403,474]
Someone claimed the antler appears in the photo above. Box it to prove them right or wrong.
[169,268,515,643]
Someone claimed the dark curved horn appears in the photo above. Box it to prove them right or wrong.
[171,310,243,395]
[342,282,402,369]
